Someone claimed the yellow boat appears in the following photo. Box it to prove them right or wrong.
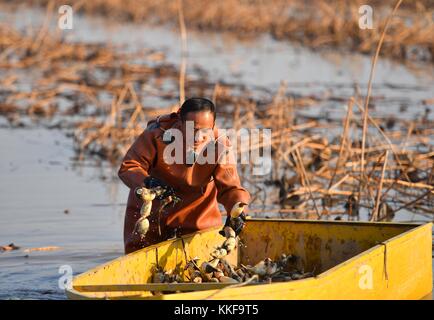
[66,219,433,300]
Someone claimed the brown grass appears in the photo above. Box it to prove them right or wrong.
[0,3,433,221]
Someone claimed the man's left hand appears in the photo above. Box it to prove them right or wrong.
[220,202,248,237]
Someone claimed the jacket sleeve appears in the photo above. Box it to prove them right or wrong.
[118,129,157,190]
[213,140,250,214]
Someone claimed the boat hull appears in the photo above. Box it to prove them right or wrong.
[66,219,433,300]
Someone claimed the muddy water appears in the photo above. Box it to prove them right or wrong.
[0,127,126,299]
[0,4,432,299]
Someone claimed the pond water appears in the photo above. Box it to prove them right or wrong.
[0,4,432,299]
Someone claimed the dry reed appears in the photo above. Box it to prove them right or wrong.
[0,2,432,221]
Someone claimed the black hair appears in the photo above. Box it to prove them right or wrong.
[179,97,216,121]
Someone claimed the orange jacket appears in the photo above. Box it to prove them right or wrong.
[118,112,250,254]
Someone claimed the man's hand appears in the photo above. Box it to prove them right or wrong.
[229,213,246,236]
[134,186,156,202]
[143,176,178,201]
[135,176,177,201]
[219,202,248,237]
[229,202,247,235]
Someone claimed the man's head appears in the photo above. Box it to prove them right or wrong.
[179,97,216,147]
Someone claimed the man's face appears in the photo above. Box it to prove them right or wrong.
[181,111,215,148]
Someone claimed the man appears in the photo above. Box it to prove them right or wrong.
[118,97,250,254]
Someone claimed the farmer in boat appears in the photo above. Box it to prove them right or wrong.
[118,97,250,254]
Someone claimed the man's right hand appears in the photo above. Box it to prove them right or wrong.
[135,186,156,202]
[134,177,166,201]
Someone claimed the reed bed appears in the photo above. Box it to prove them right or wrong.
[0,5,432,222]
[25,0,434,63]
